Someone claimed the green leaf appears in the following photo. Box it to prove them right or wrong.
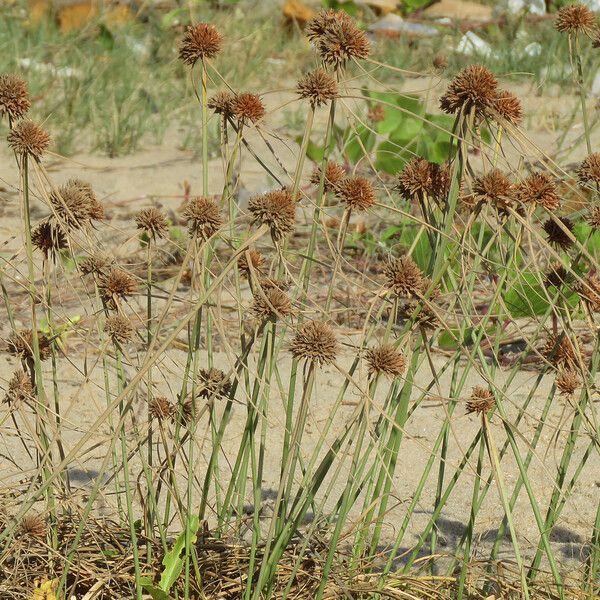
[342,125,375,163]
[503,271,548,317]
[159,516,200,592]
[438,327,475,350]
[390,116,424,144]
[375,140,410,174]
[97,24,115,52]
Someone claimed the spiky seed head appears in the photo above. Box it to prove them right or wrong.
[149,396,174,421]
[336,176,376,212]
[555,4,596,34]
[365,345,405,378]
[290,321,338,366]
[492,90,523,125]
[7,119,50,160]
[179,23,223,65]
[400,300,440,330]
[544,263,569,289]
[585,206,600,229]
[367,104,386,123]
[516,172,560,211]
[6,329,51,361]
[396,158,433,199]
[99,267,137,306]
[0,74,30,121]
[19,515,46,539]
[105,314,135,344]
[466,386,495,415]
[429,162,453,203]
[248,189,296,242]
[577,153,600,187]
[297,69,338,108]
[306,9,353,42]
[543,217,574,251]
[31,221,67,257]
[575,273,600,312]
[543,333,580,369]
[198,368,232,399]
[3,370,33,406]
[208,91,235,118]
[252,288,293,320]
[135,207,168,240]
[432,54,448,70]
[472,169,515,213]
[310,161,345,192]
[556,370,581,395]
[439,65,498,116]
[182,196,222,241]
[258,277,291,292]
[49,179,97,229]
[80,253,114,277]
[238,249,265,277]
[232,93,266,124]
[384,256,428,298]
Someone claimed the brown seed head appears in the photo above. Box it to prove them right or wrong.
[198,368,232,399]
[105,314,135,344]
[466,386,495,415]
[252,288,293,320]
[258,277,291,292]
[3,370,33,406]
[575,273,600,312]
[7,119,50,159]
[585,205,600,228]
[311,160,345,192]
[99,267,137,306]
[248,189,296,242]
[555,4,596,34]
[432,54,448,71]
[543,217,574,251]
[472,169,515,213]
[544,263,569,289]
[384,255,428,298]
[430,162,453,203]
[135,207,169,240]
[365,345,405,378]
[49,179,98,229]
[80,253,114,277]
[439,65,498,117]
[0,74,30,121]
[31,220,67,257]
[556,370,581,395]
[208,90,235,118]
[179,23,223,65]
[6,329,51,361]
[232,93,266,124]
[401,300,440,330]
[368,104,386,123]
[336,176,376,212]
[149,396,174,421]
[290,321,338,365]
[297,69,338,108]
[396,158,433,199]
[577,152,600,187]
[306,10,353,42]
[19,515,46,539]
[543,333,580,369]
[516,172,560,211]
[238,249,265,277]
[182,196,222,241]
[312,13,370,67]
[492,90,523,125]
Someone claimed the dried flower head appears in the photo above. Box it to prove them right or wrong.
[31,220,67,257]
[429,162,453,203]
[208,90,235,118]
[0,74,30,121]
[556,370,581,396]
[105,314,135,344]
[492,90,523,125]
[252,288,293,320]
[179,23,223,65]
[466,386,495,415]
[384,256,429,298]
[311,11,370,67]
[297,69,338,108]
[198,368,232,399]
[49,179,98,229]
[290,321,338,365]
[472,169,515,213]
[6,329,51,361]
[400,300,440,330]
[365,345,405,378]
[258,277,291,292]
[543,217,574,251]
[336,176,376,212]
[575,273,600,312]
[19,515,46,539]
[544,263,570,289]
[543,333,580,369]
[306,9,352,42]
[396,158,433,199]
[516,172,560,211]
[149,396,174,421]
[238,249,265,277]
[135,207,168,240]
[555,4,596,35]
[80,253,114,277]
[432,54,448,71]
[232,93,266,124]
[577,153,600,187]
[182,196,222,241]
[368,104,386,123]
[248,189,296,241]
[3,370,33,406]
[99,267,137,306]
[439,65,498,117]
[585,206,600,228]
[311,160,345,192]
[7,119,50,160]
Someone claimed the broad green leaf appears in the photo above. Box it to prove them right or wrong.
[343,125,376,163]
[375,140,410,174]
[158,516,200,592]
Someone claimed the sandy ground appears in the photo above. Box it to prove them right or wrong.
[0,77,599,578]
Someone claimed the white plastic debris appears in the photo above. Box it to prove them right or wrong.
[18,57,82,79]
[523,42,542,57]
[369,13,439,37]
[582,0,600,12]
[456,31,494,58]
[500,0,545,15]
